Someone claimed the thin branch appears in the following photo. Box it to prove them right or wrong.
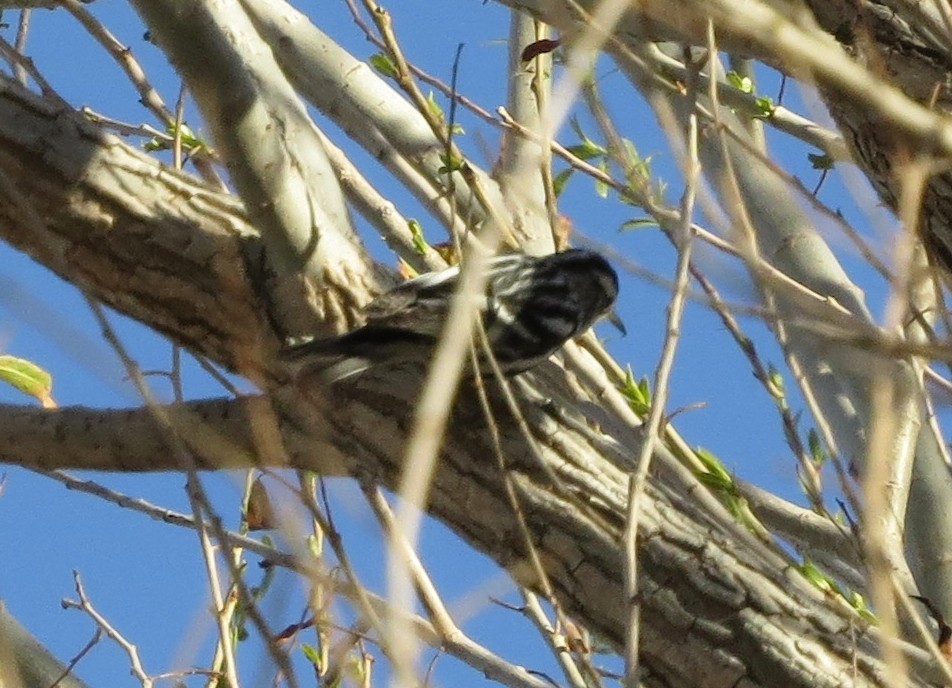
[621,40,701,686]
[62,573,154,688]
[363,487,557,688]
[84,298,248,688]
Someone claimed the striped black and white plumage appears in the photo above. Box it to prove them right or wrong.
[282,249,619,384]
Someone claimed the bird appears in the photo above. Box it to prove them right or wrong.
[281,248,619,384]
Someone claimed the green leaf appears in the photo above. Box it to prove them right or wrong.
[173,123,202,148]
[144,122,207,153]
[638,377,651,405]
[301,643,322,668]
[754,95,774,119]
[799,558,835,593]
[143,136,163,152]
[695,447,732,488]
[618,367,651,415]
[695,471,728,490]
[567,116,607,159]
[408,219,429,254]
[569,115,586,141]
[552,168,574,197]
[733,496,772,541]
[766,364,785,400]
[421,92,463,134]
[369,53,398,78]
[565,141,606,161]
[807,429,826,465]
[848,591,877,622]
[595,159,609,198]
[0,355,54,407]
[620,217,658,231]
[438,151,464,174]
[800,561,876,621]
[726,70,753,93]
[426,91,444,121]
[621,138,640,161]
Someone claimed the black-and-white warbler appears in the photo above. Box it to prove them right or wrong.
[282,249,619,383]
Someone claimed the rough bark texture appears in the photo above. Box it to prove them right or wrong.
[1,0,951,683]
[0,74,932,687]
[0,79,271,375]
[1,374,940,687]
[802,0,952,273]
[500,0,952,273]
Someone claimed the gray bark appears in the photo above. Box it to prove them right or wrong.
[2,0,952,685]
[0,602,88,688]
[0,72,942,687]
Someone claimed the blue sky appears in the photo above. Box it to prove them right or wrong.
[0,0,900,686]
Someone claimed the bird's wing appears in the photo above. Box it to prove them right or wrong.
[361,264,460,322]
[362,254,527,327]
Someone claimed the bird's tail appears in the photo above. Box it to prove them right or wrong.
[280,328,433,386]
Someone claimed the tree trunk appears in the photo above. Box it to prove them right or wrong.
[0,72,941,687]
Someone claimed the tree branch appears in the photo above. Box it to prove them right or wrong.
[0,369,943,686]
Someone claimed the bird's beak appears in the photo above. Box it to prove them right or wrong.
[604,308,626,336]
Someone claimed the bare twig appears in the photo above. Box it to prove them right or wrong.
[62,574,154,688]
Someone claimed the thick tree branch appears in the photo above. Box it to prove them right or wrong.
[129,0,381,342]
[1,3,951,685]
[501,0,952,640]
[0,75,270,376]
[0,370,942,687]
[498,0,952,285]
